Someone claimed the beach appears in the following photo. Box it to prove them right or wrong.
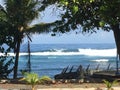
[0,77,120,90]
[0,82,120,90]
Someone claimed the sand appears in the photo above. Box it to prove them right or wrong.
[0,83,120,90]
[0,78,120,90]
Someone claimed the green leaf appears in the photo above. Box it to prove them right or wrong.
[103,80,118,89]
[65,2,68,6]
[99,21,105,27]
[73,5,78,14]
[90,0,94,3]
[60,0,68,6]
[73,0,76,3]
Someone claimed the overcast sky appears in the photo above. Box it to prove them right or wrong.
[0,0,115,44]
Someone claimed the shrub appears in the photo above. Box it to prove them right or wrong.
[103,79,118,90]
[39,76,52,84]
[0,43,14,79]
[0,55,14,79]
[22,72,40,90]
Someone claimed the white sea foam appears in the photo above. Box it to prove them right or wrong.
[48,56,57,59]
[0,53,28,56]
[30,48,116,56]
[0,48,117,57]
[91,59,109,62]
[78,48,116,57]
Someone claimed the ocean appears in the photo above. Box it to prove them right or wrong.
[9,43,117,78]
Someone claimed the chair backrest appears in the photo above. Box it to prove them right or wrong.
[69,66,74,73]
[62,66,69,74]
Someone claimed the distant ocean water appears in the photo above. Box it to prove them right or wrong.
[9,43,118,78]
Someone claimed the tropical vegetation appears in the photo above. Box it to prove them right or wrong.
[39,76,52,84]
[0,8,14,79]
[103,80,118,90]
[22,72,40,90]
[0,54,14,79]
[21,72,52,90]
[0,0,55,79]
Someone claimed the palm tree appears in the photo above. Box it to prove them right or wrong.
[0,0,56,79]
[27,40,31,73]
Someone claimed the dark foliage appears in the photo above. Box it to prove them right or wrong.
[0,48,14,79]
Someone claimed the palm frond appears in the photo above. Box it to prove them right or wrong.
[25,22,57,34]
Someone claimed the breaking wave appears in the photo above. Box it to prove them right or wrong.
[2,48,116,57]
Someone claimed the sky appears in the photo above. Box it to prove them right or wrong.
[0,0,115,44]
[29,5,115,44]
[30,31,115,44]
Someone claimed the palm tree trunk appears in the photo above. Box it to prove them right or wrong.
[27,40,31,73]
[112,24,120,74]
[13,39,21,79]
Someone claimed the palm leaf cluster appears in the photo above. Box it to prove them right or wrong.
[103,80,118,90]
[22,73,39,90]
[24,73,39,84]
[1,0,56,47]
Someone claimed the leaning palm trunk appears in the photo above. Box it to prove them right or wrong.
[112,24,120,74]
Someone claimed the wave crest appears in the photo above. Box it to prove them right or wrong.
[1,48,116,57]
[78,48,116,57]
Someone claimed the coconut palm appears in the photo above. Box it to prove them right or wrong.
[0,0,56,79]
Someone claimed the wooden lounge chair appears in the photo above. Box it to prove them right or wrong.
[54,65,84,79]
